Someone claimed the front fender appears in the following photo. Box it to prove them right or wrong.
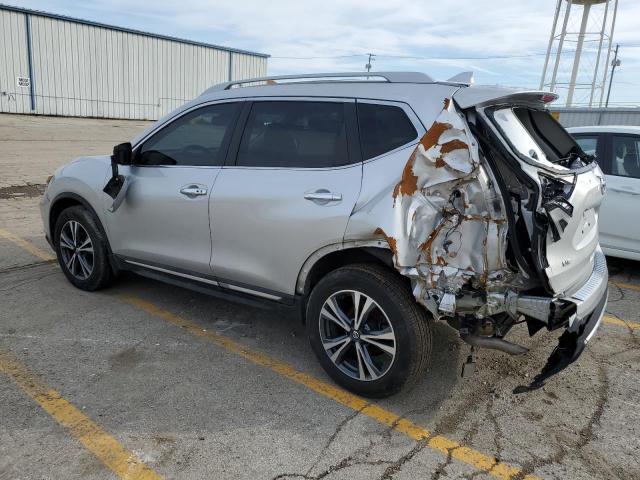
[42,156,112,244]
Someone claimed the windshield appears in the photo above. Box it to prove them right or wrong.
[492,107,589,169]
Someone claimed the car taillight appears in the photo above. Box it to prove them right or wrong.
[540,94,557,104]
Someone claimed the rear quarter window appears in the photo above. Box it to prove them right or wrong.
[574,136,598,156]
[357,103,418,160]
[572,134,609,173]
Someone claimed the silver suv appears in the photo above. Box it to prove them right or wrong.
[41,72,608,397]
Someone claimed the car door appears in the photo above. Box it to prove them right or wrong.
[209,98,362,297]
[599,133,640,255]
[104,101,241,275]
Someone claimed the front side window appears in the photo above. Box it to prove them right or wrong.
[236,101,348,168]
[611,135,640,179]
[137,102,240,166]
[357,103,418,160]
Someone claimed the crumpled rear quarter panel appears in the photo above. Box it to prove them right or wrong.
[346,96,512,318]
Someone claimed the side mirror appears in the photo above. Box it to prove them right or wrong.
[112,142,132,165]
[103,142,132,204]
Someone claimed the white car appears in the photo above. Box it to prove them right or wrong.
[568,126,640,261]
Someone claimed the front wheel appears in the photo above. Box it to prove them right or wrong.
[54,205,115,291]
[306,263,432,397]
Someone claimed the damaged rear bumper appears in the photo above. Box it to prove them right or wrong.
[566,246,608,328]
[508,246,608,329]
[514,248,607,393]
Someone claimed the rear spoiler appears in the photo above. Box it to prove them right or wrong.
[453,86,558,109]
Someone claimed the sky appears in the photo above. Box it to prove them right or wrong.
[8,0,640,107]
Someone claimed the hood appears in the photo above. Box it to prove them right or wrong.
[68,154,111,165]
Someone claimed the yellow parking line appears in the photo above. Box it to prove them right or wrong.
[1,228,638,333]
[609,280,640,294]
[123,295,536,480]
[2,227,637,333]
[603,314,639,330]
[0,228,55,262]
[1,229,638,478]
[0,351,162,480]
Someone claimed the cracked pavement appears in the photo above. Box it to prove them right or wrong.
[1,114,639,479]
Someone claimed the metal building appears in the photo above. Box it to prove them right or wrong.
[550,107,640,127]
[0,4,268,120]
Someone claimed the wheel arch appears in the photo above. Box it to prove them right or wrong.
[49,193,113,255]
[296,243,412,318]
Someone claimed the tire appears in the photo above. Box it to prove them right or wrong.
[54,205,115,291]
[306,263,432,398]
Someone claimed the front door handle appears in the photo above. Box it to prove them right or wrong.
[304,189,342,204]
[180,185,208,197]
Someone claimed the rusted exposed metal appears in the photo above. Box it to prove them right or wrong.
[373,227,398,259]
[374,98,513,318]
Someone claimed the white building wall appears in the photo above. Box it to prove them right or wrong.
[0,7,268,120]
[231,52,268,83]
[0,9,31,113]
[551,107,640,127]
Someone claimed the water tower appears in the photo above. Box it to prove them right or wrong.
[540,0,618,107]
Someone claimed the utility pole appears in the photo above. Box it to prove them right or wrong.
[605,44,620,108]
[365,53,375,73]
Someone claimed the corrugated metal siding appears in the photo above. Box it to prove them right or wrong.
[0,9,31,113]
[0,8,267,120]
[551,107,640,128]
[231,53,268,82]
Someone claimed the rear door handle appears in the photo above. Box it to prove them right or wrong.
[180,185,208,197]
[304,189,342,204]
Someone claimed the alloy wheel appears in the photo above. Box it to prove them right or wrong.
[319,289,396,381]
[59,220,94,280]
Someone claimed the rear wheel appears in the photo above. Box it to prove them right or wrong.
[54,206,114,291]
[306,263,432,397]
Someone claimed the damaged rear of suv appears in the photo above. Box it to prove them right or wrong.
[367,84,607,394]
[41,72,607,398]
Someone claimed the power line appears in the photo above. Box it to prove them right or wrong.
[270,54,364,59]
[270,42,640,62]
[271,53,549,60]
[271,51,588,61]
[375,53,549,60]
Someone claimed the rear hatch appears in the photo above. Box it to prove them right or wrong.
[454,88,606,296]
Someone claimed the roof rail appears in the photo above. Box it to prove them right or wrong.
[203,71,435,94]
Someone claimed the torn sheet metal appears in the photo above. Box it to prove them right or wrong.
[373,99,514,318]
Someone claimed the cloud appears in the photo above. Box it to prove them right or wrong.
[11,0,640,105]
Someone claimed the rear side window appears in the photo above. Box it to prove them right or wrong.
[611,135,640,179]
[357,103,418,160]
[137,102,240,166]
[236,101,348,168]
